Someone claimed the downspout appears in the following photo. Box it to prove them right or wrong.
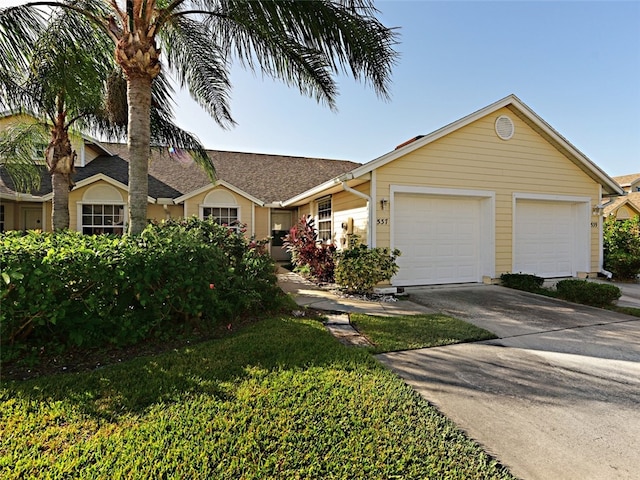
[340,182,372,246]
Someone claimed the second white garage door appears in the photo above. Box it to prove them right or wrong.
[393,193,483,286]
[513,199,588,278]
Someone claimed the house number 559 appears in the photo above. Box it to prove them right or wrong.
[377,218,389,225]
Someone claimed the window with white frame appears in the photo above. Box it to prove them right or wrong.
[81,204,125,235]
[200,190,241,231]
[317,197,332,242]
[79,184,126,235]
[202,206,239,229]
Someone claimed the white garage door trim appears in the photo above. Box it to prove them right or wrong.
[390,186,495,286]
[512,193,591,278]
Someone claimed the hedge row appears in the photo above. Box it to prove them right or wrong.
[500,273,621,307]
[1,218,281,360]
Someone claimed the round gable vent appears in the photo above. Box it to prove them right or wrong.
[495,115,514,140]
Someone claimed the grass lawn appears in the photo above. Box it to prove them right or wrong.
[351,313,498,354]
[610,305,640,317]
[1,315,514,479]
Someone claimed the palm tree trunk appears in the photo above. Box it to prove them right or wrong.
[46,115,75,231]
[51,171,70,230]
[126,74,153,235]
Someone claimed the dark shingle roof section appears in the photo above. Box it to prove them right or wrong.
[0,165,51,196]
[1,142,360,204]
[207,150,360,203]
[101,142,359,203]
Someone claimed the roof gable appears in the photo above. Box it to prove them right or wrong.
[603,192,640,217]
[344,94,622,196]
[174,180,265,206]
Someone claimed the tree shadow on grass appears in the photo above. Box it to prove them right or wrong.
[3,317,373,420]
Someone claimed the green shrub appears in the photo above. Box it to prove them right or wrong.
[555,279,621,307]
[500,273,544,292]
[604,216,640,280]
[334,243,400,293]
[0,218,280,362]
[605,251,640,281]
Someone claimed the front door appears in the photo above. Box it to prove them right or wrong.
[23,207,43,231]
[271,210,293,262]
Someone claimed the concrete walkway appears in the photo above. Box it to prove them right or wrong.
[276,268,435,316]
[276,268,435,345]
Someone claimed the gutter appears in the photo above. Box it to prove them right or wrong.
[340,181,372,246]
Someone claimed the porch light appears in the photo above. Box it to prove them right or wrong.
[380,198,388,210]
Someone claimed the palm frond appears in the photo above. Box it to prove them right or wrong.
[0,121,49,193]
[160,14,235,129]
[0,5,48,72]
[195,0,398,108]
[150,110,216,181]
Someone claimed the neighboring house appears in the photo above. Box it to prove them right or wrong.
[613,173,640,193]
[603,173,640,221]
[0,116,359,261]
[0,94,625,285]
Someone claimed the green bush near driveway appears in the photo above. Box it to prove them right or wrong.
[1,316,514,479]
[334,243,401,294]
[351,313,497,354]
[500,273,623,308]
[555,279,621,307]
[500,273,545,292]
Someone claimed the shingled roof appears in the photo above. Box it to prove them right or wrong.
[99,143,360,204]
[1,142,360,204]
[612,173,640,190]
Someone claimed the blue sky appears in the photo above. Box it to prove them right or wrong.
[171,1,639,177]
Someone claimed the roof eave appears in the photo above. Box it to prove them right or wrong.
[281,173,370,207]
[73,173,155,203]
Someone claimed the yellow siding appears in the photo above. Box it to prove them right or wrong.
[83,143,104,164]
[332,184,369,247]
[146,204,182,222]
[183,185,256,235]
[44,202,52,231]
[295,203,314,219]
[0,114,36,129]
[254,206,270,239]
[1,201,17,230]
[0,115,95,167]
[375,107,601,276]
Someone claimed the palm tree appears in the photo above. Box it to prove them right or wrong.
[0,8,115,230]
[1,5,212,231]
[1,0,398,234]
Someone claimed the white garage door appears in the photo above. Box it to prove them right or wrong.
[393,193,482,286]
[514,200,579,278]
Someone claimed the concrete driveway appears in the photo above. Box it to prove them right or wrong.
[376,285,640,480]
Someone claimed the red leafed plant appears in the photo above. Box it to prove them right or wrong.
[283,215,335,283]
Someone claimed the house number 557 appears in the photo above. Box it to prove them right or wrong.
[377,218,389,225]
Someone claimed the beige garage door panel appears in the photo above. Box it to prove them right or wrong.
[393,193,481,286]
